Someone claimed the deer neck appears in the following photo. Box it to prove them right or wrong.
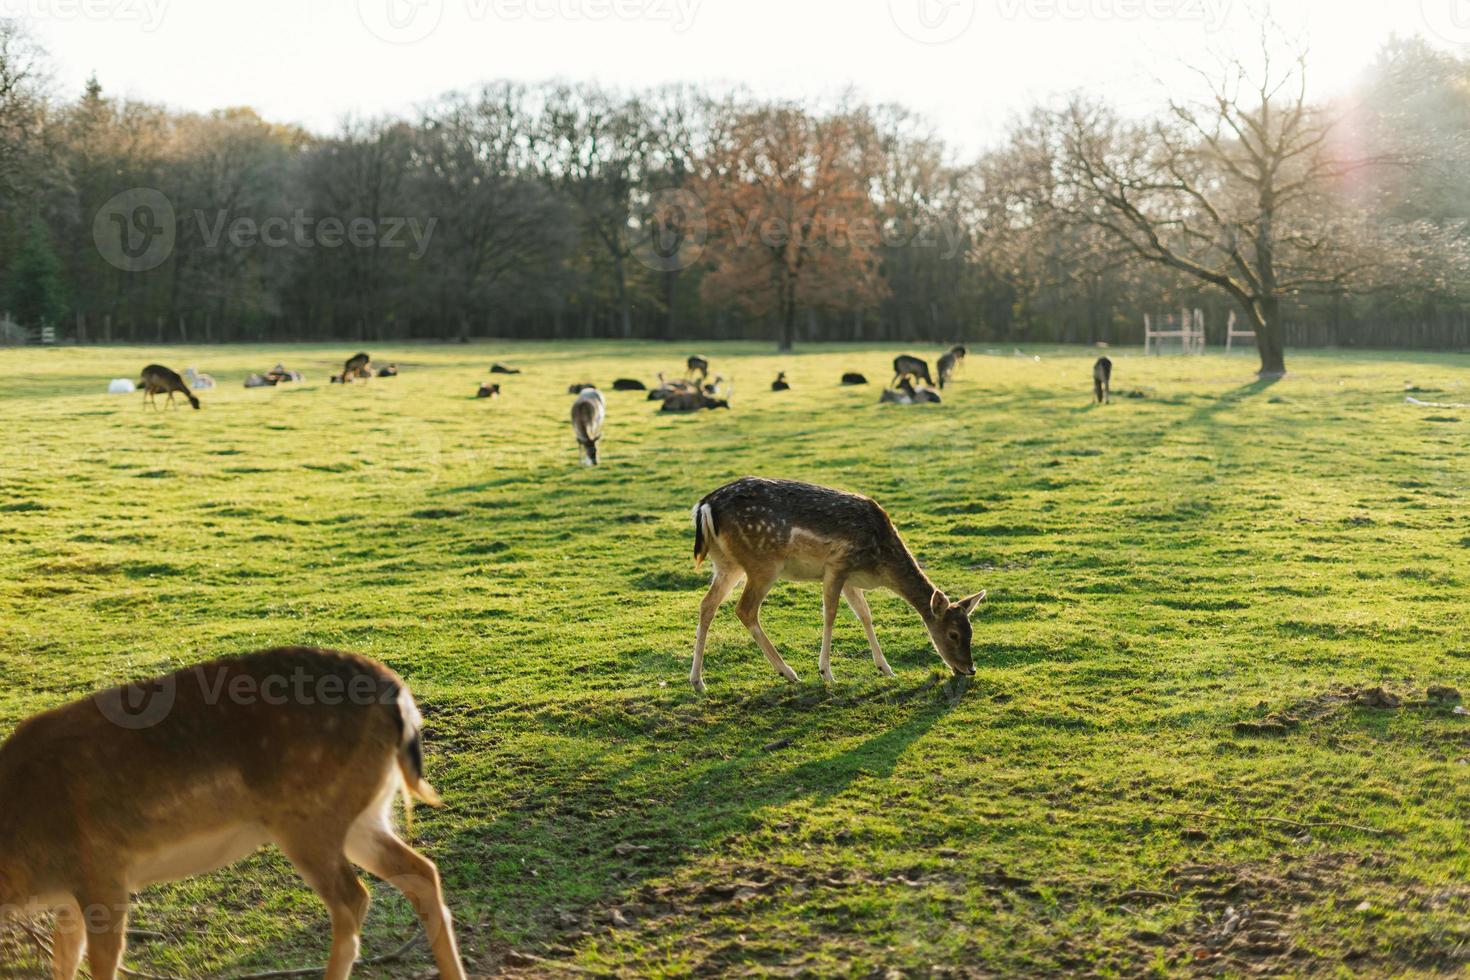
[883,546,938,625]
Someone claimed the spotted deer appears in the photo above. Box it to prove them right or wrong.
[689,477,985,692]
[0,647,466,980]
[571,387,605,465]
[138,365,200,410]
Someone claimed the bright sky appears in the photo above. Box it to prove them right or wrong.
[16,0,1468,152]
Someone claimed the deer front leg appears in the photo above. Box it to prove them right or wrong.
[819,570,845,684]
[735,573,799,684]
[844,586,894,678]
[691,565,741,693]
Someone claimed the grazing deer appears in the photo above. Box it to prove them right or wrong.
[660,391,729,413]
[689,477,985,692]
[490,362,520,375]
[1093,357,1112,404]
[612,378,647,391]
[571,388,605,465]
[841,372,868,386]
[0,647,467,980]
[891,355,934,388]
[686,355,710,381]
[936,346,967,389]
[568,383,596,395]
[771,372,790,392]
[476,383,501,399]
[344,352,372,381]
[138,365,200,410]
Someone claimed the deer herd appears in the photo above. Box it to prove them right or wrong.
[6,343,1123,976]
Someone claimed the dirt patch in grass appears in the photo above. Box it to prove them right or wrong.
[1234,684,1463,735]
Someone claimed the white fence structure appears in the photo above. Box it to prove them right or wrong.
[1144,308,1206,355]
[1224,310,1257,353]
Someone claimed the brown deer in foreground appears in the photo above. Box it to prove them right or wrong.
[0,647,466,980]
[138,364,200,410]
[689,477,985,692]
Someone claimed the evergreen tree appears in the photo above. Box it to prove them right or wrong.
[9,218,67,329]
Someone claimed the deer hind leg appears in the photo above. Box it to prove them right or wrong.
[844,586,894,678]
[691,562,743,693]
[347,825,467,980]
[819,569,846,684]
[51,903,86,980]
[734,571,799,684]
[78,889,128,980]
[279,839,371,980]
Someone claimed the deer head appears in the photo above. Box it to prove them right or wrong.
[925,590,986,676]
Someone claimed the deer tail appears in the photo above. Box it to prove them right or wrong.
[692,501,716,569]
[393,683,442,835]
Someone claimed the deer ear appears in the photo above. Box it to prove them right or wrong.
[929,591,950,617]
[957,590,987,616]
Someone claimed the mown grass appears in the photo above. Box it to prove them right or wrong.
[1,341,1468,977]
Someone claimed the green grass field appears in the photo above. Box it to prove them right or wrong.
[2,342,1468,978]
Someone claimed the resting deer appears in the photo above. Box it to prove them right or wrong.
[661,390,729,414]
[183,367,216,390]
[891,355,934,388]
[138,365,200,410]
[571,388,605,465]
[771,372,790,392]
[0,647,466,980]
[841,372,868,386]
[936,346,967,389]
[343,352,372,381]
[1093,356,1112,404]
[689,477,985,692]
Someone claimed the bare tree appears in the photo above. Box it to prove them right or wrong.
[1049,35,1385,375]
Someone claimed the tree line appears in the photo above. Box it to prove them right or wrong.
[0,19,1466,374]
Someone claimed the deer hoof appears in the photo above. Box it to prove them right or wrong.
[820,670,834,685]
